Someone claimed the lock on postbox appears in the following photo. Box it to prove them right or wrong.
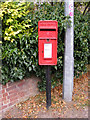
[38,20,58,65]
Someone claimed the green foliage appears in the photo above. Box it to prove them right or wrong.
[74,8,89,77]
[1,2,89,91]
[1,2,34,84]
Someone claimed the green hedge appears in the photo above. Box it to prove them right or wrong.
[1,2,89,91]
[74,8,89,76]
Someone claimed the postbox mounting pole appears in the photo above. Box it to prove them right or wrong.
[46,65,51,109]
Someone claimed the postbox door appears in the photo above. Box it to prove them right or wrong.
[39,39,57,65]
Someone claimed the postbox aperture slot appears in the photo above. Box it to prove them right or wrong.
[40,29,56,31]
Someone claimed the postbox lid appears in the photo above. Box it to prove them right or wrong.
[38,20,58,39]
[38,20,58,28]
[38,20,57,22]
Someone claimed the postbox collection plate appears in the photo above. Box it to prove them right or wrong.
[38,20,58,65]
[44,43,52,58]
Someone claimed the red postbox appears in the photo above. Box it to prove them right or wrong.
[38,20,58,65]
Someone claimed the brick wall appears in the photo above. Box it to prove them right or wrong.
[0,77,40,118]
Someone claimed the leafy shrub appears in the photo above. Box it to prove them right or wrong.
[1,2,34,84]
[1,2,89,92]
[74,8,89,77]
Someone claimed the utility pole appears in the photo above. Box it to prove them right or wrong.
[63,0,74,101]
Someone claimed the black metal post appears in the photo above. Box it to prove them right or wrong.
[46,65,51,109]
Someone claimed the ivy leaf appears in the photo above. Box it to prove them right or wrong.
[7,19,13,23]
[29,67,32,71]
[55,66,57,70]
